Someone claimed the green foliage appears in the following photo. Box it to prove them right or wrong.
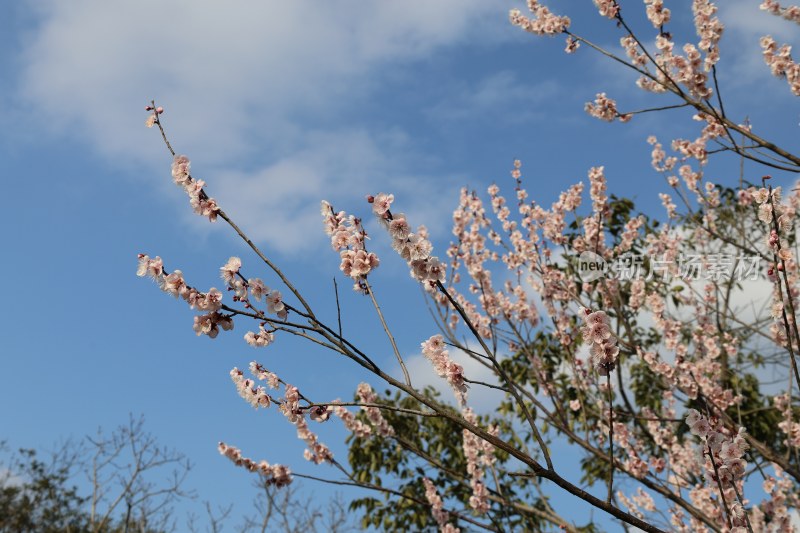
[347,387,551,532]
[0,447,89,533]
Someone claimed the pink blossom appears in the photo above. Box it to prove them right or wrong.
[220,256,241,284]
[421,335,469,403]
[356,383,395,437]
[422,478,460,532]
[645,0,671,26]
[171,155,191,187]
[585,93,620,122]
[136,254,164,281]
[761,0,800,25]
[266,290,286,319]
[593,0,619,19]
[761,36,800,96]
[218,442,291,487]
[193,311,233,338]
[244,326,274,347]
[371,192,394,218]
[565,36,580,53]
[509,2,570,36]
[248,278,268,301]
[162,270,188,298]
[309,405,333,422]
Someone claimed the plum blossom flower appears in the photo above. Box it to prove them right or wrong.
[266,290,287,319]
[761,0,800,25]
[322,199,382,292]
[136,254,164,282]
[193,312,233,338]
[581,309,618,375]
[593,0,619,19]
[421,335,468,403]
[168,155,221,222]
[220,257,241,284]
[372,194,445,291]
[244,326,275,347]
[645,0,671,26]
[509,2,570,36]
[422,478,461,533]
[370,192,394,218]
[218,442,291,487]
[309,405,333,422]
[356,383,395,437]
[585,93,622,122]
[230,367,271,408]
[565,36,580,53]
[171,155,191,187]
[248,278,268,301]
[761,35,800,96]
[162,270,188,298]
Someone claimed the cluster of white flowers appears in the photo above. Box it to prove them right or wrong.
[509,1,570,36]
[581,309,619,376]
[421,335,468,404]
[685,409,751,531]
[170,155,220,221]
[218,442,291,487]
[422,478,461,533]
[370,192,446,291]
[137,254,232,338]
[230,367,271,408]
[461,408,497,515]
[321,200,380,292]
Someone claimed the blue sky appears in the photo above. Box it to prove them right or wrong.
[1,0,799,529]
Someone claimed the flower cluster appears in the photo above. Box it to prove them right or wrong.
[692,0,724,70]
[369,193,446,290]
[645,0,671,27]
[332,404,373,439]
[230,367,271,408]
[585,93,629,122]
[593,0,619,19]
[774,393,800,447]
[685,409,750,530]
[170,155,220,222]
[421,335,468,404]
[422,478,460,533]
[509,1,570,36]
[279,384,333,465]
[581,309,619,376]
[137,254,232,338]
[754,185,782,224]
[218,442,292,487]
[321,200,380,292]
[760,0,800,25]
[760,36,800,96]
[356,383,395,437]
[193,311,233,338]
[621,35,648,67]
[462,408,497,515]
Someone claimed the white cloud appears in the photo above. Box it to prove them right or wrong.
[16,0,509,160]
[14,0,515,253]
